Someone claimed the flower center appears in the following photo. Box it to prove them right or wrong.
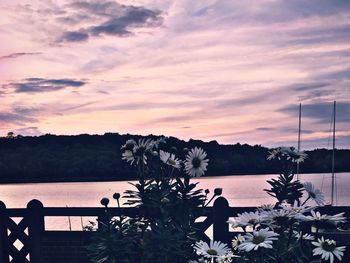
[135,146,146,156]
[252,235,266,244]
[168,159,176,165]
[125,142,135,150]
[322,241,336,252]
[248,219,257,224]
[233,236,244,247]
[192,157,201,168]
[275,216,288,224]
[206,249,218,256]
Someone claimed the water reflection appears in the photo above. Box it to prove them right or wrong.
[0,173,348,230]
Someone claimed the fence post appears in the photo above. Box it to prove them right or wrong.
[213,196,230,244]
[0,201,9,263]
[27,199,44,263]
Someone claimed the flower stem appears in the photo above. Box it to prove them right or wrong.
[259,249,264,263]
[301,196,310,206]
[287,223,293,248]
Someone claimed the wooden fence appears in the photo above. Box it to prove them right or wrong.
[0,197,350,263]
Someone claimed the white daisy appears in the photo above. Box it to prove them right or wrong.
[267,147,285,160]
[258,204,275,211]
[121,149,135,164]
[216,251,238,263]
[286,149,308,163]
[306,210,346,226]
[121,138,155,165]
[312,237,346,263]
[228,211,267,228]
[280,146,294,154]
[280,200,311,214]
[306,210,327,222]
[303,182,325,206]
[262,209,293,225]
[159,150,181,169]
[267,147,307,163]
[153,136,167,148]
[238,228,279,252]
[262,208,310,229]
[121,139,136,150]
[293,212,310,222]
[184,147,209,177]
[194,240,230,259]
[267,146,293,160]
[232,234,245,250]
[326,212,347,225]
[293,231,314,240]
[279,201,311,221]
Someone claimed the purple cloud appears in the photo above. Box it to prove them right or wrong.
[0,52,41,60]
[57,1,163,42]
[279,102,350,123]
[5,78,87,93]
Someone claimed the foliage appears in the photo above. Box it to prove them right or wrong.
[87,138,211,263]
[86,217,141,263]
[265,173,303,205]
[263,147,306,205]
[87,143,348,263]
[173,146,348,263]
[210,147,347,263]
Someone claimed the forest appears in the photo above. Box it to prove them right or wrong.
[0,133,349,183]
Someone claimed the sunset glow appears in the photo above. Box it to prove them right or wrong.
[1,0,350,148]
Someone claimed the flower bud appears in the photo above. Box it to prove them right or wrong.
[113,193,121,200]
[214,188,222,196]
[161,197,170,203]
[170,146,177,154]
[100,197,109,207]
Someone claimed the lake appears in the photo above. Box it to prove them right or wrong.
[0,173,348,230]
[1,173,349,207]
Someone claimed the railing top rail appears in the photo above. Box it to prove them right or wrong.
[0,207,135,217]
[0,206,213,217]
[1,203,350,217]
[0,208,29,217]
[44,207,137,217]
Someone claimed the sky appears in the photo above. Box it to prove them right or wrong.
[0,0,349,149]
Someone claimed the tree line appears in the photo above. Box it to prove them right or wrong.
[0,133,349,183]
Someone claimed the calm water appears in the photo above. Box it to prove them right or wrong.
[0,173,348,230]
[1,173,349,207]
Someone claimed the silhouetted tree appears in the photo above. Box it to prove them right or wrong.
[0,133,349,183]
[6,131,15,139]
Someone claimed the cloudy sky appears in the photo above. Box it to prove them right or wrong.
[0,0,349,149]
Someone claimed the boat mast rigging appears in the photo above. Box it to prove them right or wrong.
[331,101,336,206]
[296,103,301,180]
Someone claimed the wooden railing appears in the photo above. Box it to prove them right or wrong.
[1,198,349,263]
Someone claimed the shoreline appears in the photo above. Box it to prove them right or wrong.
[0,171,348,185]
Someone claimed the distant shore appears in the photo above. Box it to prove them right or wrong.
[1,133,349,184]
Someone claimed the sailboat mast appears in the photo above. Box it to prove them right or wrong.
[331,101,336,206]
[296,103,301,180]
